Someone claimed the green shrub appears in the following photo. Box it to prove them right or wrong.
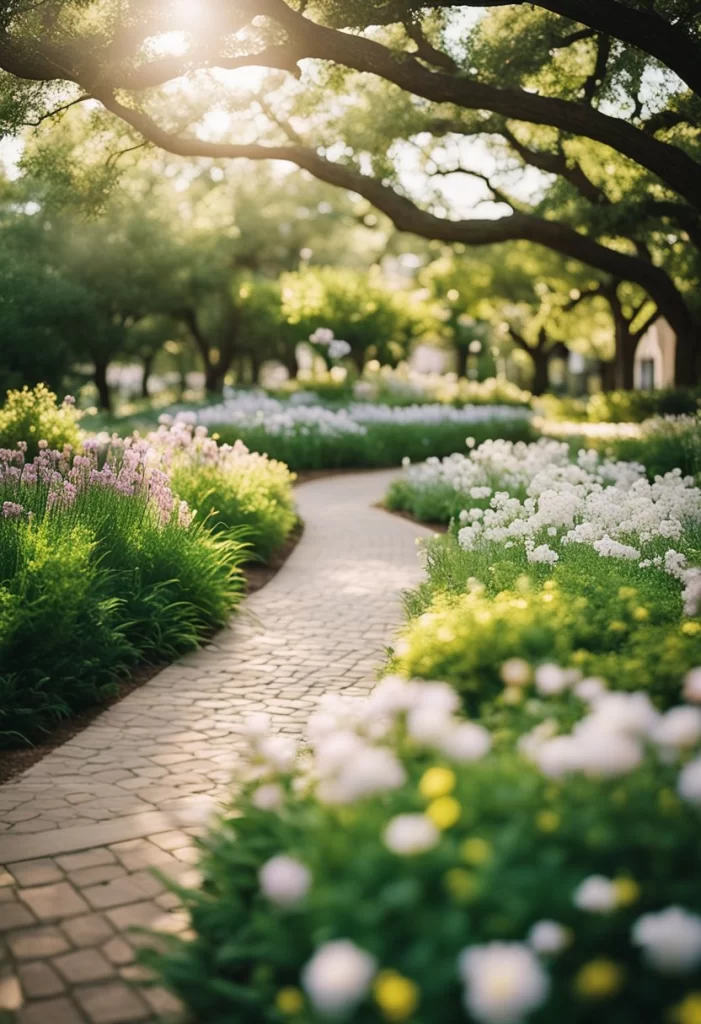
[0,438,244,746]
[149,678,701,1024]
[587,389,701,424]
[153,422,298,562]
[0,384,83,458]
[213,419,535,473]
[394,578,701,716]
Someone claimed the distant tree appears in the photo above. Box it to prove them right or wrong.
[281,266,438,373]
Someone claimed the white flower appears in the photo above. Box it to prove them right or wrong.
[678,755,701,805]
[501,659,531,688]
[593,535,640,560]
[383,814,440,855]
[323,747,406,804]
[257,735,298,773]
[587,691,660,736]
[683,668,701,704]
[527,544,559,565]
[251,783,284,811]
[534,663,568,696]
[574,677,606,703]
[458,942,550,1024]
[632,907,701,973]
[259,855,311,907]
[302,940,377,1015]
[573,875,616,914]
[437,722,492,763]
[527,920,569,956]
[651,706,701,750]
[406,706,454,744]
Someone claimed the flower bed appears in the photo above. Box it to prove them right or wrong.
[148,431,701,1023]
[0,436,244,745]
[195,392,534,471]
[0,388,300,746]
[534,414,701,480]
[390,437,701,715]
[150,674,701,1024]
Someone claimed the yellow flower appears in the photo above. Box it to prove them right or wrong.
[427,796,461,830]
[682,621,701,635]
[618,586,637,600]
[419,767,456,800]
[571,649,587,665]
[633,606,649,621]
[460,837,492,865]
[613,877,640,907]
[609,620,627,633]
[502,686,524,706]
[536,810,560,833]
[675,993,701,1024]
[543,580,556,591]
[542,592,554,603]
[444,868,478,903]
[374,971,420,1021]
[276,988,304,1015]
[575,959,624,999]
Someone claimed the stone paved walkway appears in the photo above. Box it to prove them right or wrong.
[0,470,432,1023]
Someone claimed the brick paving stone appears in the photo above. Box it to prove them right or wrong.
[53,949,115,984]
[1,902,36,930]
[1,471,432,1022]
[17,960,66,998]
[0,971,22,1010]
[8,926,71,959]
[61,913,114,948]
[74,981,150,1023]
[17,996,88,1024]
[8,859,63,888]
[56,851,117,873]
[19,882,89,922]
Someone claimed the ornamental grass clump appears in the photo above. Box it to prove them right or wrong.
[150,416,297,562]
[0,436,244,745]
[149,675,701,1024]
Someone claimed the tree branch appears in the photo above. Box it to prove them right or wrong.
[422,0,701,97]
[95,90,693,344]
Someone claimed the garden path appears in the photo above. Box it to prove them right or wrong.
[0,469,432,1024]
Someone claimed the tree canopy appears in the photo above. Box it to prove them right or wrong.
[0,0,699,381]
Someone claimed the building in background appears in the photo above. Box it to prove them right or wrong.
[634,319,676,389]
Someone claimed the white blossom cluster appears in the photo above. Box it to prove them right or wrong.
[236,669,701,1023]
[348,402,529,426]
[193,390,529,437]
[516,663,701,797]
[195,392,367,439]
[440,440,701,591]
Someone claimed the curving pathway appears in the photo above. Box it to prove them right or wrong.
[0,470,432,1024]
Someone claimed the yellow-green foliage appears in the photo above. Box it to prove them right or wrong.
[0,384,83,457]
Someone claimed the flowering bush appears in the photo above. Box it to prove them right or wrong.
[0,384,83,458]
[356,363,531,408]
[150,675,701,1024]
[389,436,701,715]
[195,391,533,471]
[535,414,701,480]
[0,437,244,745]
[149,417,297,561]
